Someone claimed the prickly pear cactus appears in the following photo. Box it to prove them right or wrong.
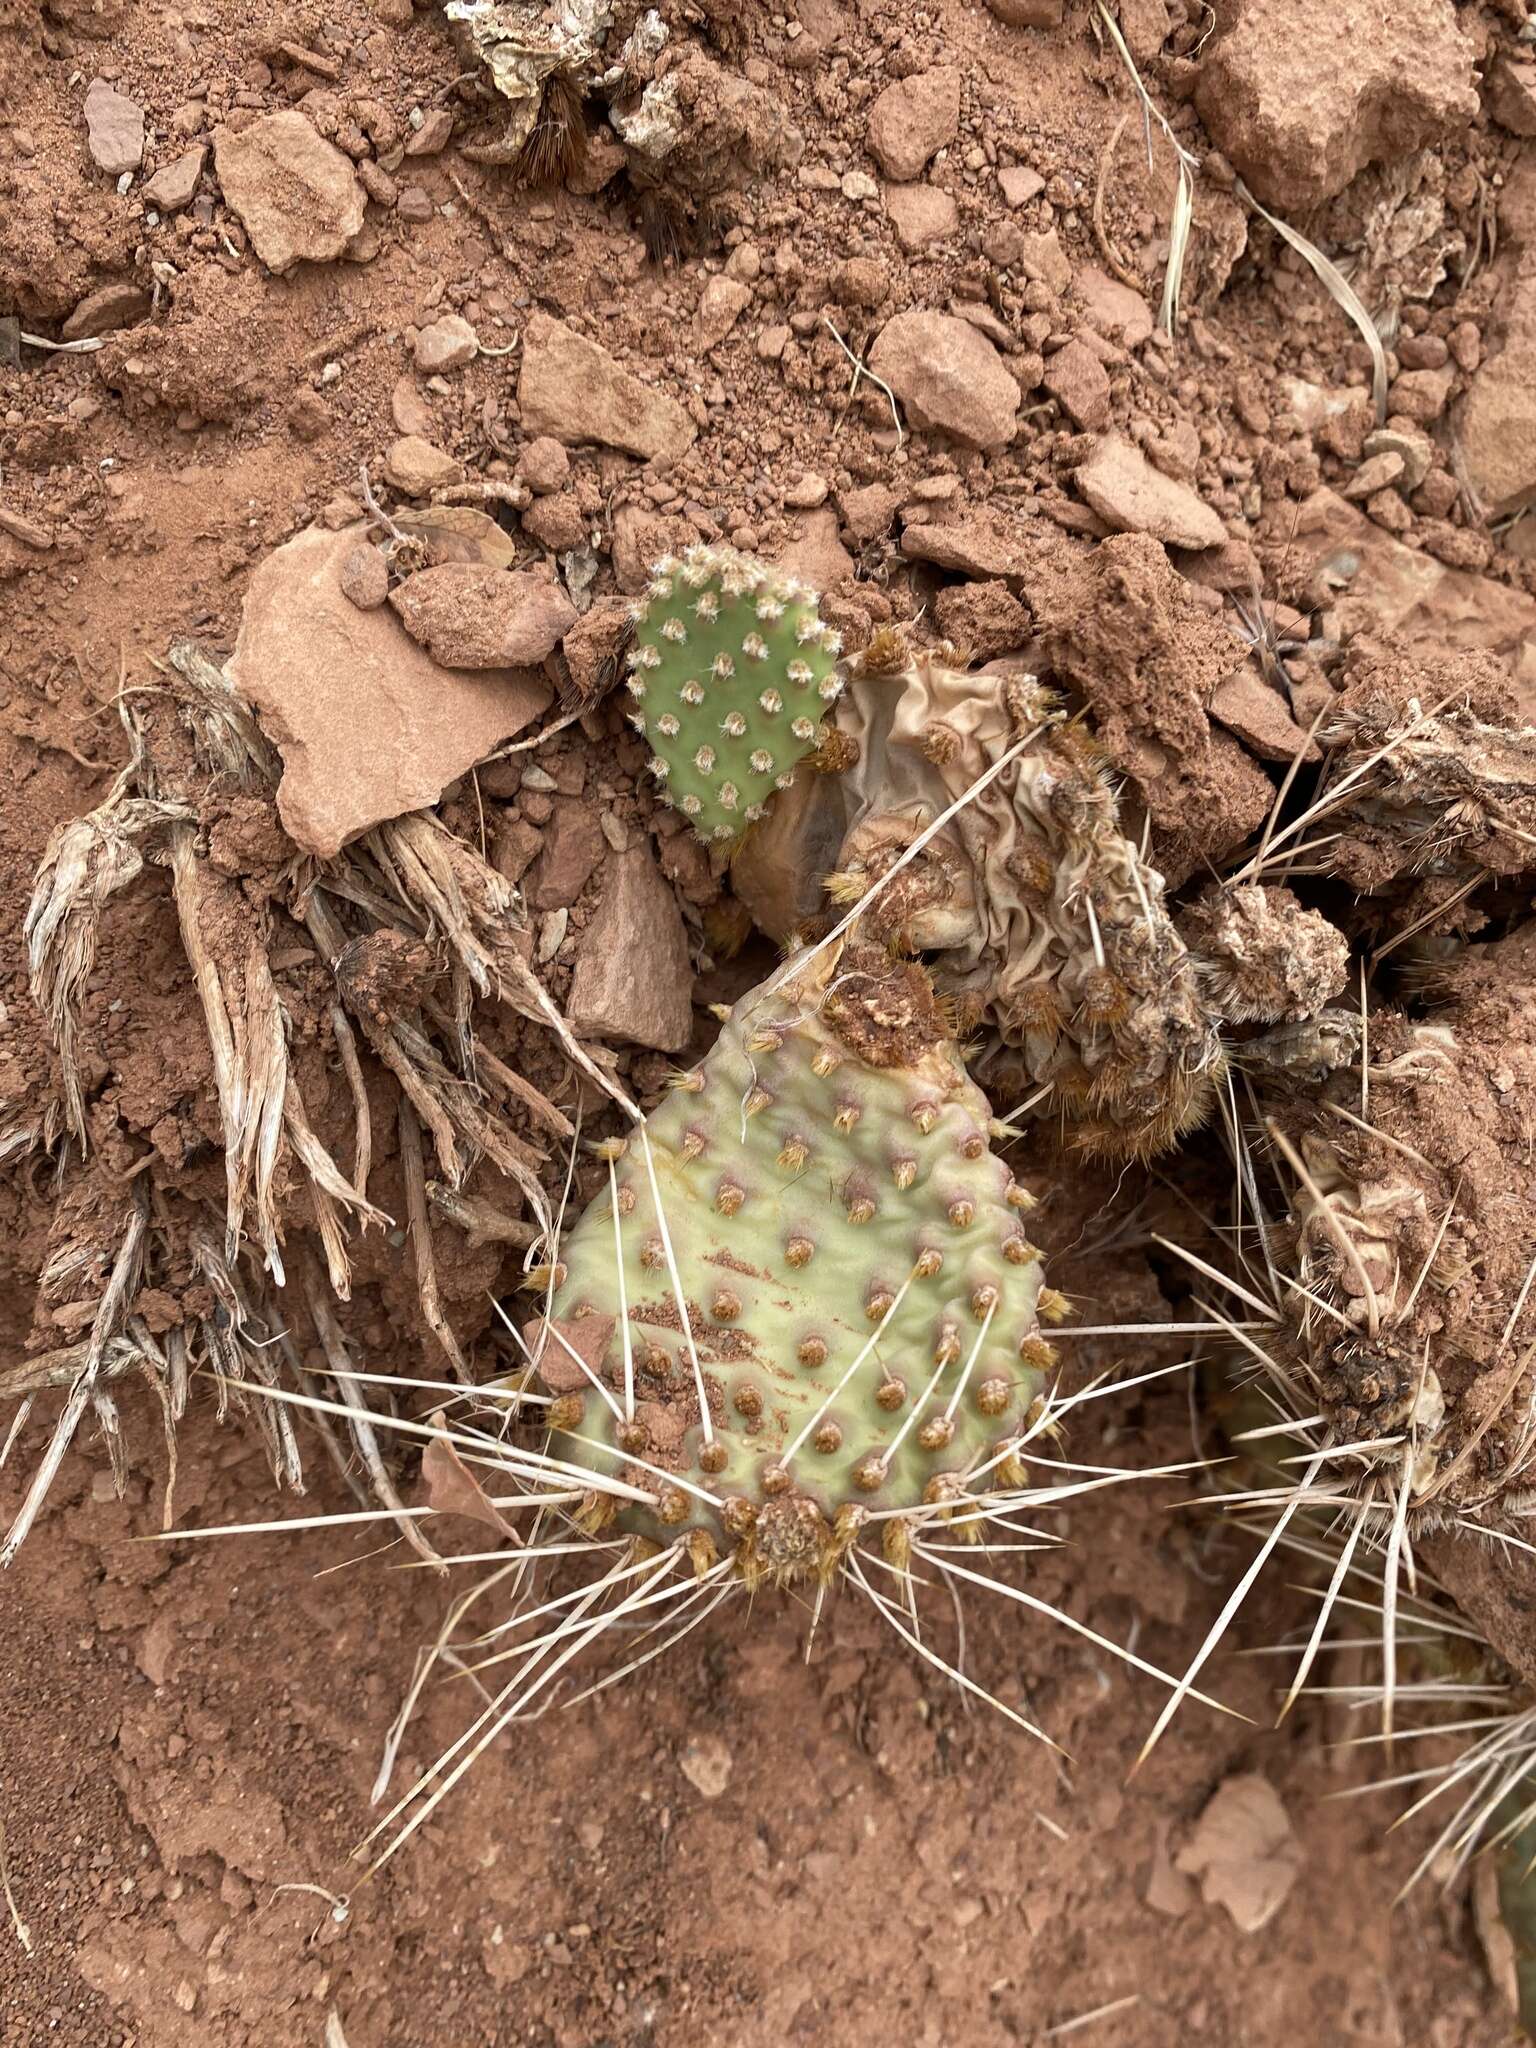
[535,938,1058,1583]
[830,641,1224,1159]
[625,544,843,845]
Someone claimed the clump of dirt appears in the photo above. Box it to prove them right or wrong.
[6,0,1536,2039]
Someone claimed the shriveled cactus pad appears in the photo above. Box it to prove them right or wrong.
[537,939,1054,1581]
[626,544,843,844]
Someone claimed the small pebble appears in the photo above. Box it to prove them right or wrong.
[340,542,390,610]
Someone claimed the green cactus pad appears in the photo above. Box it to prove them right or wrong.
[625,544,843,845]
[535,940,1055,1583]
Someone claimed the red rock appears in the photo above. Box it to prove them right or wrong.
[382,436,463,495]
[83,78,143,176]
[1458,263,1536,515]
[1043,340,1110,430]
[1362,423,1433,491]
[492,813,542,886]
[882,182,958,252]
[1489,56,1536,139]
[227,525,550,857]
[524,799,605,911]
[1388,367,1453,423]
[142,145,206,213]
[1342,449,1405,501]
[388,564,577,669]
[867,310,1019,451]
[865,67,960,183]
[998,165,1045,208]
[212,112,366,272]
[517,312,695,465]
[985,0,1062,22]
[60,282,150,342]
[339,543,389,610]
[390,377,435,438]
[567,846,694,1052]
[516,437,571,494]
[1208,661,1320,763]
[1015,229,1071,295]
[414,315,477,374]
[1193,0,1477,210]
[696,276,752,349]
[1075,265,1152,348]
[405,108,454,155]
[1074,434,1226,550]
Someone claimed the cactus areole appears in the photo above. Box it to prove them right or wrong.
[626,543,844,845]
[533,940,1059,1587]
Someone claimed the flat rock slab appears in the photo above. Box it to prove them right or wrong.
[900,507,1042,579]
[60,282,151,342]
[1293,488,1536,703]
[84,78,144,176]
[1193,0,1477,210]
[142,145,206,214]
[868,310,1019,451]
[228,525,551,858]
[1074,434,1226,550]
[566,846,694,1052]
[517,311,695,464]
[212,112,366,273]
[1459,259,1536,518]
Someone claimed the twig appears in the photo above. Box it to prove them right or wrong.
[358,460,406,545]
[821,316,904,444]
[0,1818,32,1955]
[1092,112,1143,290]
[483,705,586,759]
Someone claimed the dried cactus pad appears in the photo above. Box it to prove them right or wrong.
[537,940,1053,1581]
[625,544,843,845]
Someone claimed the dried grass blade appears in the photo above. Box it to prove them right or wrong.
[1235,180,1387,422]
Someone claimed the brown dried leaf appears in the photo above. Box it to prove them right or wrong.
[395,507,517,571]
[419,1414,520,1539]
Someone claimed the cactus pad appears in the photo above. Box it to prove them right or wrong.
[625,544,843,845]
[534,939,1054,1583]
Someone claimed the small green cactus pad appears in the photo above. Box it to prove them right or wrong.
[534,940,1057,1585]
[625,544,843,845]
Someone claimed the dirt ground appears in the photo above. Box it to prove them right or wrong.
[4,0,1536,2041]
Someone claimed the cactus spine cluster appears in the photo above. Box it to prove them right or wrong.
[536,939,1058,1584]
[626,544,843,845]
